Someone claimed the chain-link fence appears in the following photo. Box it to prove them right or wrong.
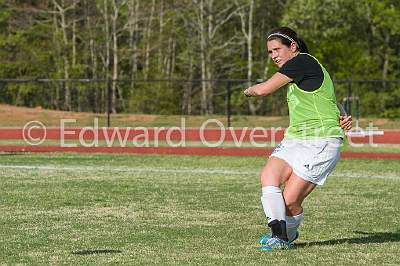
[0,78,399,126]
[334,80,400,120]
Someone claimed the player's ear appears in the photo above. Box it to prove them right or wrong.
[290,42,297,52]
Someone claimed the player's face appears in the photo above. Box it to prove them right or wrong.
[267,39,297,68]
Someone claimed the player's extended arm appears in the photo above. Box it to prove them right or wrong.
[243,72,292,97]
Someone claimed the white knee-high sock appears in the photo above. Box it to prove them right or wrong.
[286,212,304,242]
[260,186,286,224]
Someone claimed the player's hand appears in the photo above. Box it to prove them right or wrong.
[339,115,352,131]
[244,87,254,97]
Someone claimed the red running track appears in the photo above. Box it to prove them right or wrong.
[0,128,399,159]
[1,127,399,144]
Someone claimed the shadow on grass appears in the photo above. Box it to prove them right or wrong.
[72,249,123,255]
[0,152,26,156]
[296,230,400,248]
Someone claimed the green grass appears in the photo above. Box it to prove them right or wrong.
[1,139,400,154]
[0,153,399,264]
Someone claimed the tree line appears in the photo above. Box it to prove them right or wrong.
[0,0,399,118]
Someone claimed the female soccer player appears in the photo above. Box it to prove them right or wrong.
[244,27,352,250]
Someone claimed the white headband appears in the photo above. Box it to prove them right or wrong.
[267,33,298,48]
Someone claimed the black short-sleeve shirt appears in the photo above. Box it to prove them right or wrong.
[278,54,324,92]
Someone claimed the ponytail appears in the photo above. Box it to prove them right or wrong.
[297,38,309,53]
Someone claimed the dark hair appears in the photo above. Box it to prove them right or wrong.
[267,27,309,53]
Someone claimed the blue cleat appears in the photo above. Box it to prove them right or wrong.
[259,231,299,245]
[257,237,293,250]
[257,245,274,251]
[258,234,272,245]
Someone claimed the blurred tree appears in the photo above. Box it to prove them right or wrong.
[282,0,400,116]
[0,0,398,117]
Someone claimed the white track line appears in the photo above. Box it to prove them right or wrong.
[0,164,256,175]
[0,164,398,180]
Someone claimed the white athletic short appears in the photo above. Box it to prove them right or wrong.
[270,137,342,185]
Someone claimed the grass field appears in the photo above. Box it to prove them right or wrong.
[1,139,400,154]
[1,153,399,264]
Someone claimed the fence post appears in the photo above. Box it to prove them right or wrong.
[226,81,232,127]
[355,96,360,126]
[347,81,352,115]
[107,79,111,127]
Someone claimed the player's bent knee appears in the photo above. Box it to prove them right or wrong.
[260,170,281,187]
